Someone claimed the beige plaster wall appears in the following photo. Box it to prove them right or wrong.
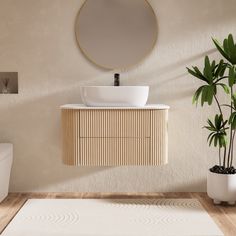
[0,0,235,192]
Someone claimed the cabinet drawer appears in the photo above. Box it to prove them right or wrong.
[80,138,150,166]
[80,110,150,137]
[61,107,168,166]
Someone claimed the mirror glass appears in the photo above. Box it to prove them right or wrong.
[75,0,157,69]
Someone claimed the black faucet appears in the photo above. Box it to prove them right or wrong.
[114,73,120,86]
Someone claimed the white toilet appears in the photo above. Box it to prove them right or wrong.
[0,143,13,203]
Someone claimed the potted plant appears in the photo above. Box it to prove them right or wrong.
[187,34,236,205]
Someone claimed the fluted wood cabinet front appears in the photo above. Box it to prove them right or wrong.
[61,107,168,166]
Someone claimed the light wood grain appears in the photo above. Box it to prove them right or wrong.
[0,194,27,234]
[0,193,235,235]
[62,108,168,166]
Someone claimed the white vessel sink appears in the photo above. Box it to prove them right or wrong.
[80,86,149,107]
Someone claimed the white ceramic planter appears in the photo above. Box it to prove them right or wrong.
[207,170,236,205]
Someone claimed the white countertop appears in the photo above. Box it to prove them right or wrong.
[60,104,170,110]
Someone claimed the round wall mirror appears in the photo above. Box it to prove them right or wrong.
[75,0,158,69]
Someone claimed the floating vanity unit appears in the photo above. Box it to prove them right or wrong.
[61,104,169,166]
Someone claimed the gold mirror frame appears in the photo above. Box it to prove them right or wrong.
[75,0,158,70]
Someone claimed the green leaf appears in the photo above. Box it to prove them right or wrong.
[211,60,216,76]
[192,86,204,104]
[205,114,228,148]
[207,132,215,142]
[217,83,229,94]
[222,120,228,128]
[214,135,218,147]
[228,34,234,52]
[215,60,224,77]
[219,135,223,148]
[201,87,207,106]
[187,67,207,82]
[229,66,236,87]
[213,34,236,65]
[232,93,236,110]
[194,66,208,81]
[232,118,236,130]
[228,34,236,64]
[205,126,216,131]
[204,56,213,83]
[207,86,214,105]
[229,112,236,129]
[212,38,231,62]
[223,38,229,55]
[195,85,218,106]
[219,64,227,77]
[209,134,216,146]
[207,118,215,128]
[215,114,220,129]
[219,135,227,148]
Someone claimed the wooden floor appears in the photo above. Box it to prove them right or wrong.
[0,192,235,235]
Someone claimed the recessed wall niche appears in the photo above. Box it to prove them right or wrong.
[0,72,18,94]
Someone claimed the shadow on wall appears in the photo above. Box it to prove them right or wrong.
[149,48,217,85]
[148,48,218,102]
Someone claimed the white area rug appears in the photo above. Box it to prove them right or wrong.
[1,199,223,236]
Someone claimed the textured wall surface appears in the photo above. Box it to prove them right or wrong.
[0,0,236,192]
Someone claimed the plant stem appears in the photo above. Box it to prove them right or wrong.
[219,147,221,166]
[228,128,233,168]
[213,94,223,117]
[223,147,226,168]
[213,94,226,164]
[227,87,233,168]
[230,129,236,167]
[214,76,228,84]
